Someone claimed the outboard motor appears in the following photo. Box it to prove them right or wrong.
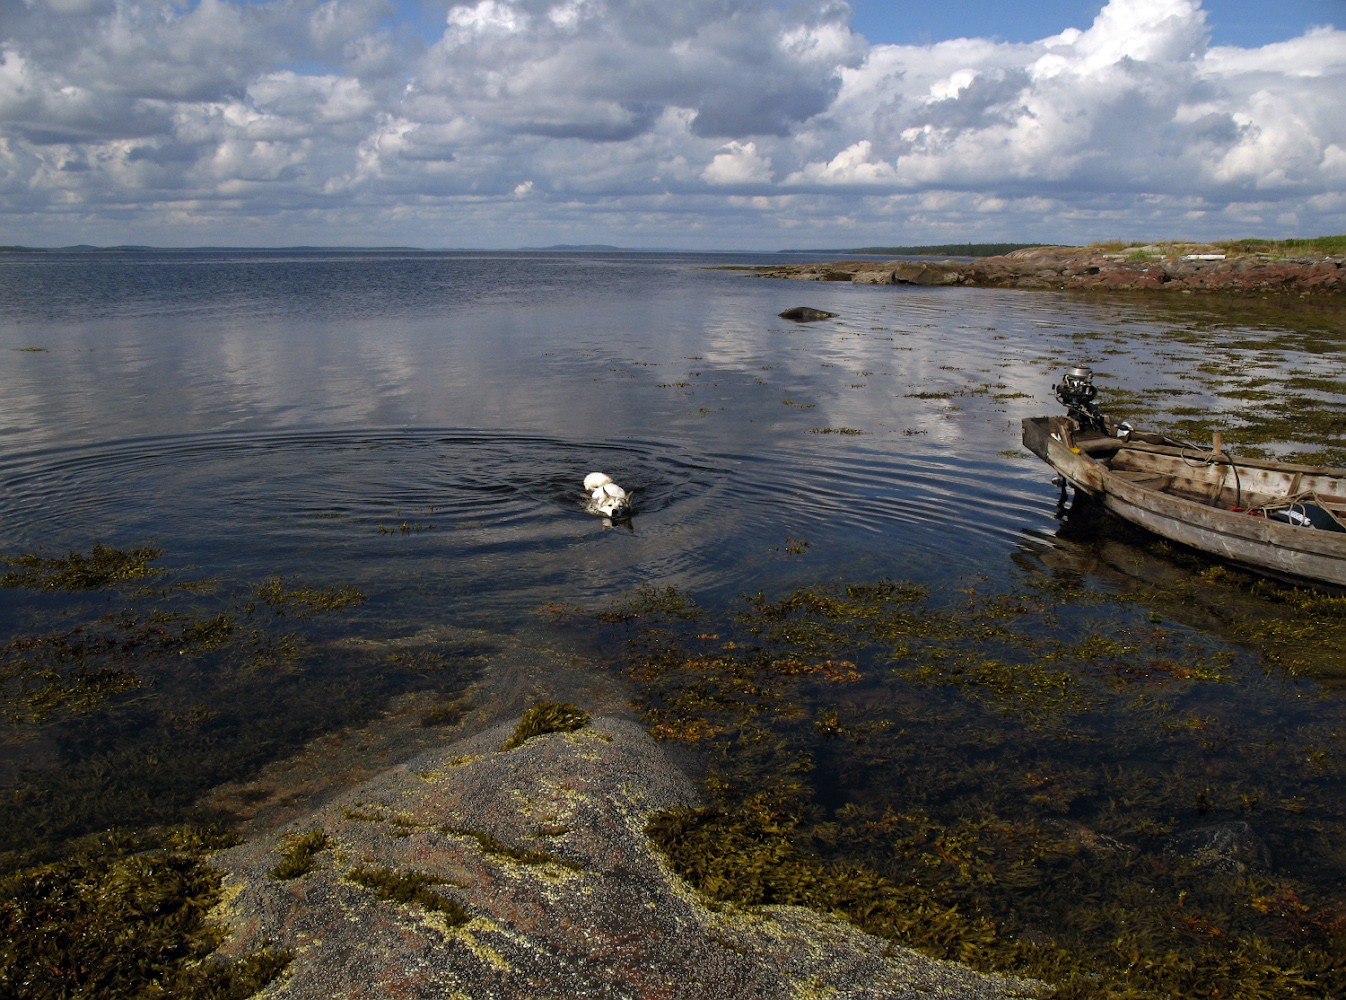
[1053,366,1106,433]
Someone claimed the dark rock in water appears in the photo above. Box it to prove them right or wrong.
[1164,821,1272,875]
[779,306,838,321]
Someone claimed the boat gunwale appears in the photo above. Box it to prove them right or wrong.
[1022,415,1346,586]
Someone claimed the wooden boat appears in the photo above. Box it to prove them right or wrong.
[1022,375,1346,589]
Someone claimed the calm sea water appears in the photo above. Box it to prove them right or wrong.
[0,249,1074,621]
[2,250,1344,986]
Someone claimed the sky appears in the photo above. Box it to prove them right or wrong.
[0,0,1342,248]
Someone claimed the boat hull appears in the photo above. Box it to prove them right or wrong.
[1023,416,1346,589]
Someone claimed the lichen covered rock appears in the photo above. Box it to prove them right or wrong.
[208,714,1041,999]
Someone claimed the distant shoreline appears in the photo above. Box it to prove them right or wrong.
[740,243,1345,296]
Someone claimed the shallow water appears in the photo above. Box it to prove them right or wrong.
[2,250,1345,992]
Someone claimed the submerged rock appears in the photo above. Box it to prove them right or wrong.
[208,714,1042,999]
[779,306,838,322]
[1164,821,1272,875]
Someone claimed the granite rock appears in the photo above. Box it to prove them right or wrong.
[207,715,1043,1000]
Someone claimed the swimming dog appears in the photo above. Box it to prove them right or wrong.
[583,472,634,519]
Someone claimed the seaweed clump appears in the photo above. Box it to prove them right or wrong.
[267,829,329,880]
[500,701,590,751]
[1,544,165,591]
[0,543,432,867]
[646,795,1008,967]
[248,578,365,619]
[345,866,470,924]
[0,830,289,999]
[440,826,582,870]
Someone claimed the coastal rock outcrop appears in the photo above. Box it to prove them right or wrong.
[751,246,1344,295]
[207,713,1042,999]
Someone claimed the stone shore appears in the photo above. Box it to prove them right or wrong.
[209,714,1042,1000]
[749,245,1344,295]
[196,627,1043,1000]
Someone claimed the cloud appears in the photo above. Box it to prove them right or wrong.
[784,140,895,186]
[702,141,772,184]
[0,0,1341,245]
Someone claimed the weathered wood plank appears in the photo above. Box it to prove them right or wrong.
[1022,416,1346,589]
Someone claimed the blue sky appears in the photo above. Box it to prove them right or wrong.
[0,0,1342,248]
[849,0,1340,47]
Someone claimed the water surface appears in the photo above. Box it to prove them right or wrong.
[3,249,1344,994]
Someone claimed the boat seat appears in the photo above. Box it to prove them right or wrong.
[1112,470,1172,491]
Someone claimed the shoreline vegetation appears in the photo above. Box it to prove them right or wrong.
[734,236,1346,295]
[6,500,1346,994]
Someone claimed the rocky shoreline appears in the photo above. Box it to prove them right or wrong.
[208,711,1042,1000]
[747,245,1344,295]
[171,629,1042,1000]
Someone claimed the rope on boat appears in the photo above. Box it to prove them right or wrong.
[1233,490,1346,530]
[1169,436,1345,530]
[1174,438,1243,511]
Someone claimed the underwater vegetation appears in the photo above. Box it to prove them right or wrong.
[1056,295,1346,467]
[0,544,166,592]
[572,569,1346,998]
[248,578,365,619]
[0,545,480,872]
[500,700,590,751]
[0,827,289,1000]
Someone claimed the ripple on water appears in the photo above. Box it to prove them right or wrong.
[0,426,1060,621]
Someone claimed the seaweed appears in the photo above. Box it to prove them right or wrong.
[1,544,165,591]
[580,573,1346,999]
[499,701,590,751]
[346,865,470,924]
[439,826,582,870]
[647,794,1340,998]
[0,542,452,868]
[248,578,365,619]
[267,829,328,880]
[0,609,236,723]
[0,830,289,999]
[419,699,471,727]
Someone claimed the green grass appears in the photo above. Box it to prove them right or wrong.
[1216,235,1346,255]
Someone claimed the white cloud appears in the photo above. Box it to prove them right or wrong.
[447,0,529,38]
[0,0,1341,246]
[784,140,895,186]
[702,141,772,184]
